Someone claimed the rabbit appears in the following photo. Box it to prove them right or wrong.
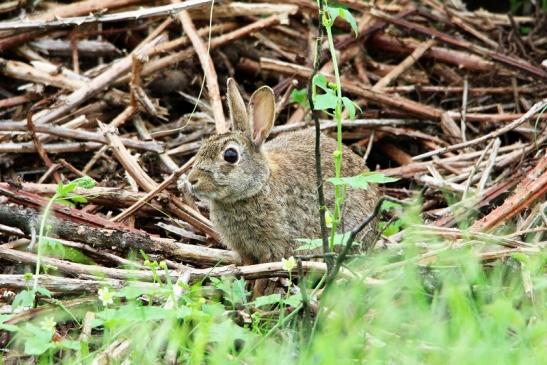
[185,78,380,265]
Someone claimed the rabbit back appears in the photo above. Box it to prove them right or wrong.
[266,128,380,246]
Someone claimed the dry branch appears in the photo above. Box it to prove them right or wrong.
[471,155,547,232]
[413,99,547,160]
[0,121,164,153]
[0,247,339,282]
[0,203,235,265]
[0,1,217,31]
[30,35,165,125]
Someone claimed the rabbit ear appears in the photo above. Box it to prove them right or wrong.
[249,86,275,147]
[226,78,249,133]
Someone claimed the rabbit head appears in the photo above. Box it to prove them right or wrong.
[187,79,276,203]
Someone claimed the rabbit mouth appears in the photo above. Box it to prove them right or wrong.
[187,179,221,201]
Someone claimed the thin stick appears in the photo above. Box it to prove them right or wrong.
[0,121,163,153]
[325,197,407,286]
[306,1,331,271]
[112,157,195,222]
[363,130,375,164]
[461,75,469,143]
[462,139,494,200]
[478,138,502,195]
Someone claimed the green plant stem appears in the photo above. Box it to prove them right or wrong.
[33,193,58,293]
[239,303,304,358]
[323,2,344,251]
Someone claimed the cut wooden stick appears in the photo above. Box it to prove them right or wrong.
[372,39,436,90]
[368,33,494,71]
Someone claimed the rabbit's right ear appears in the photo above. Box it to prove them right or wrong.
[226,78,249,133]
[249,86,275,147]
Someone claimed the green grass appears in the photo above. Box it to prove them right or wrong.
[3,230,545,364]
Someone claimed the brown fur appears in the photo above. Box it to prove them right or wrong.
[185,80,380,264]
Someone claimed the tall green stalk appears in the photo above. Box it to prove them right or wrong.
[323,2,345,250]
[33,195,56,293]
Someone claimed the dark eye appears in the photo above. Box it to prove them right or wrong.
[223,148,238,163]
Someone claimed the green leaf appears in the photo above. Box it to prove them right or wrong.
[55,198,76,208]
[89,318,104,329]
[381,200,403,211]
[314,93,338,111]
[58,340,81,350]
[312,74,329,92]
[22,324,54,355]
[56,182,76,196]
[253,294,282,308]
[0,315,18,332]
[290,88,308,107]
[67,194,88,204]
[284,293,303,307]
[56,177,95,197]
[210,277,248,307]
[296,233,350,251]
[12,289,35,310]
[325,6,340,26]
[177,306,192,319]
[312,74,338,111]
[342,96,358,120]
[72,176,96,189]
[136,306,173,321]
[36,286,52,298]
[340,8,359,36]
[118,285,148,300]
[360,172,399,183]
[209,320,250,343]
[24,336,53,355]
[329,172,399,189]
[42,237,62,249]
[325,6,358,36]
[379,219,402,237]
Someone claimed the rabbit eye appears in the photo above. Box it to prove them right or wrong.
[223,148,239,164]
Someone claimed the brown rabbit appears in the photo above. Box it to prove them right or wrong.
[185,79,380,265]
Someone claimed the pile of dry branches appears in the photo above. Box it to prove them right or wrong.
[0,0,545,303]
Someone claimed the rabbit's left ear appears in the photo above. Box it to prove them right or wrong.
[249,86,275,147]
[227,78,249,133]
